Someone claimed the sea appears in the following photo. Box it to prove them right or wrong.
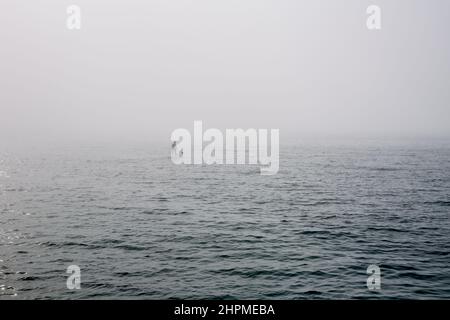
[1,139,449,299]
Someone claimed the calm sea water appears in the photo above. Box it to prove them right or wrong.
[1,140,449,299]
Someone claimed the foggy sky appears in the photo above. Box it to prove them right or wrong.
[1,0,449,144]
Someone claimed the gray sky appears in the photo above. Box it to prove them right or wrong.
[1,0,449,144]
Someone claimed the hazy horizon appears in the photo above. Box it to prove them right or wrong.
[1,0,449,144]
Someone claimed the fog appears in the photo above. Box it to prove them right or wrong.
[1,0,449,145]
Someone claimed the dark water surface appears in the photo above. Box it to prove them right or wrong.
[1,140,449,299]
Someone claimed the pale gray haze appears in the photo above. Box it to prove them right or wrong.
[1,0,449,145]
[1,1,450,300]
